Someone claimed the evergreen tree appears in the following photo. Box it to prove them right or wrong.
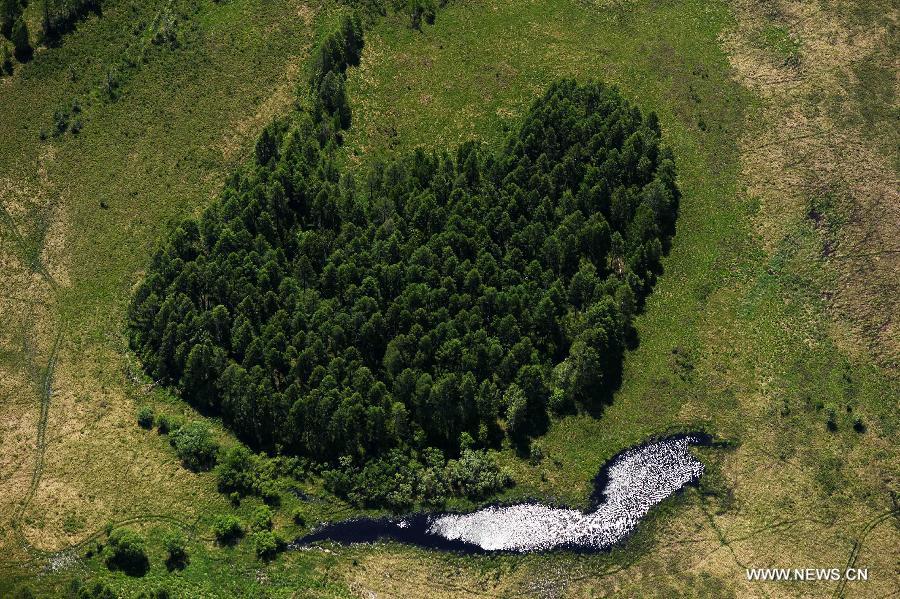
[0,0,19,38]
[0,42,12,75]
[11,16,30,62]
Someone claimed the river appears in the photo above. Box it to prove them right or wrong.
[292,433,713,554]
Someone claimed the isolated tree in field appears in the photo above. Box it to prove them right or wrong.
[105,528,149,576]
[11,16,31,62]
[163,529,188,570]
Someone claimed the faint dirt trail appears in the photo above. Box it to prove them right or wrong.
[1,148,65,560]
[832,508,900,599]
[10,321,62,558]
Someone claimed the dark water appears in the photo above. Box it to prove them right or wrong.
[292,433,716,554]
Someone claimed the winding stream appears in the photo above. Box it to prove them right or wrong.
[293,434,713,554]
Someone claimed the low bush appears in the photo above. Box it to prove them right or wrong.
[76,581,116,599]
[250,505,273,531]
[291,508,306,527]
[251,530,284,559]
[155,413,179,434]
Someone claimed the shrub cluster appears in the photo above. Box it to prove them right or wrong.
[343,0,447,30]
[249,505,273,531]
[323,446,511,509]
[251,530,284,559]
[214,445,280,503]
[169,421,219,471]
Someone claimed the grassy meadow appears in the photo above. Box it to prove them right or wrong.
[1,0,896,596]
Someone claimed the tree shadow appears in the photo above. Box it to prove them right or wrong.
[580,359,624,420]
[106,554,149,577]
[165,555,189,572]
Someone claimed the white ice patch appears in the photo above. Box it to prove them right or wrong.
[427,436,703,551]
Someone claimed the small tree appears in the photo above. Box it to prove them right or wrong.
[136,406,155,429]
[212,514,243,544]
[291,508,306,527]
[316,71,351,130]
[0,42,12,75]
[825,403,838,432]
[163,529,187,570]
[41,0,52,42]
[155,413,176,434]
[11,16,31,63]
[504,383,528,438]
[214,445,257,495]
[339,12,364,66]
[170,421,219,471]
[251,530,281,559]
[13,586,35,599]
[0,0,19,38]
[409,1,422,30]
[77,582,116,599]
[105,528,149,576]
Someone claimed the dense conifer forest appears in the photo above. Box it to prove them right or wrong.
[128,18,678,480]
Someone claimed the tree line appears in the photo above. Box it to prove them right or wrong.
[343,0,449,31]
[129,15,679,499]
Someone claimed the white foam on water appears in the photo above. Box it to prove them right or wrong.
[427,436,703,551]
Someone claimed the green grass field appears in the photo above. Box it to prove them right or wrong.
[1,0,896,596]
